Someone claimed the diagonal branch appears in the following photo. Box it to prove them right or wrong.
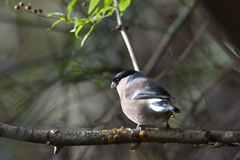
[114,0,140,71]
[142,4,195,75]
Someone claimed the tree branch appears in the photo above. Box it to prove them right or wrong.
[1,122,240,152]
[142,5,195,75]
[114,0,140,71]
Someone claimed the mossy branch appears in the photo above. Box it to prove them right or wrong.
[1,122,240,154]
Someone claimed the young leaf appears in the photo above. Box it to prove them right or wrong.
[75,23,85,38]
[70,27,76,33]
[47,19,63,30]
[104,0,114,7]
[81,21,100,47]
[72,18,90,35]
[118,0,131,12]
[99,6,115,15]
[72,17,79,23]
[107,8,116,16]
[88,0,100,14]
[47,12,64,17]
[89,0,105,17]
[47,12,70,29]
[68,0,78,12]
[59,16,68,22]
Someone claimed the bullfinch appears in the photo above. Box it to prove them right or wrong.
[111,70,181,129]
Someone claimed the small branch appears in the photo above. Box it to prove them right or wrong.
[182,65,235,123]
[154,21,208,81]
[114,0,140,71]
[1,122,240,150]
[142,5,195,75]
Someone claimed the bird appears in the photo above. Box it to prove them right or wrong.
[111,70,181,130]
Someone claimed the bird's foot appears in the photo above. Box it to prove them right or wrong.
[165,121,170,131]
[136,124,142,131]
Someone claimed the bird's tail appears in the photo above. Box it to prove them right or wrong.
[150,99,181,113]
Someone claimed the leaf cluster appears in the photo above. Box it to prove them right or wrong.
[47,0,131,47]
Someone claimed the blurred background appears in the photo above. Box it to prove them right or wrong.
[0,0,240,159]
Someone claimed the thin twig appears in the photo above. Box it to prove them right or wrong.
[153,21,215,128]
[154,21,208,81]
[142,5,195,75]
[114,0,140,71]
[205,22,240,65]
[182,65,235,123]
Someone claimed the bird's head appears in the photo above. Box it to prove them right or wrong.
[111,70,137,89]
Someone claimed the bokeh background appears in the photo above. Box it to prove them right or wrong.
[0,0,240,159]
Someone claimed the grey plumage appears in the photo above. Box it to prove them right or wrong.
[111,70,181,128]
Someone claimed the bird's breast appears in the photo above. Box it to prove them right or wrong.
[120,98,173,125]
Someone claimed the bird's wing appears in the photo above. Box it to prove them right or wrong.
[125,87,175,100]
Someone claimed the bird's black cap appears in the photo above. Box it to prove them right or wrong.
[111,70,137,89]
[114,70,137,80]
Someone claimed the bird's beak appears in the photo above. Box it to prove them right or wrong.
[111,82,116,89]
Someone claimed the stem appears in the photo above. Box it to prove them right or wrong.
[142,5,194,75]
[114,0,140,71]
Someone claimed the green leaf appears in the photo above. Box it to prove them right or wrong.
[75,23,85,38]
[70,17,79,32]
[70,27,76,33]
[72,17,79,23]
[47,19,62,30]
[72,18,90,37]
[89,0,105,17]
[47,12,69,29]
[89,13,99,22]
[104,0,114,7]
[107,8,116,16]
[99,6,115,15]
[59,16,68,22]
[118,0,131,12]
[88,0,100,14]
[68,0,78,12]
[81,21,100,47]
[47,12,64,17]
